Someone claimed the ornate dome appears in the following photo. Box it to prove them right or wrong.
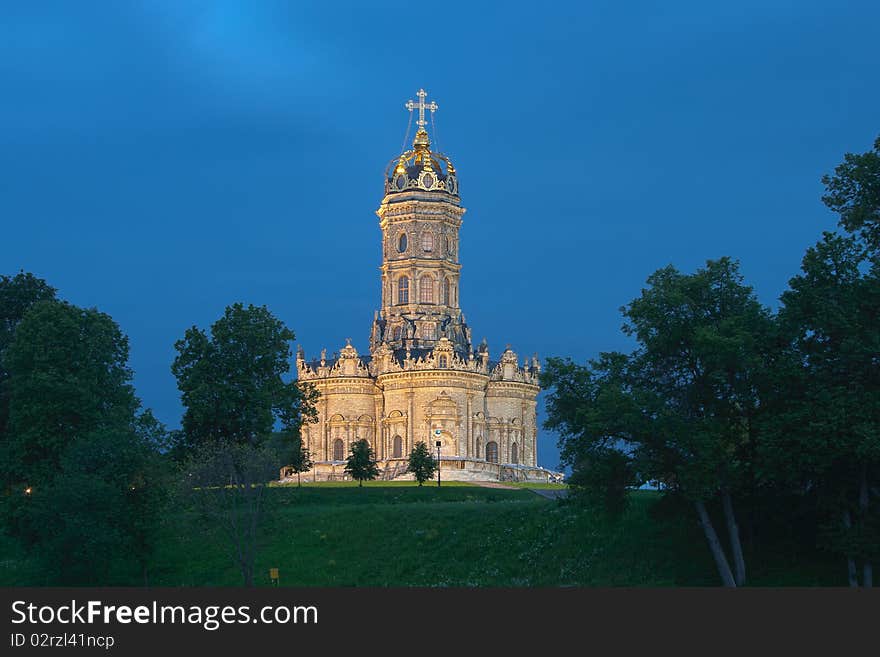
[384,129,458,197]
[384,89,458,197]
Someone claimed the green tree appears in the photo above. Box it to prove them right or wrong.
[171,303,318,452]
[2,297,169,584]
[27,413,171,585]
[822,135,880,255]
[542,352,640,517]
[3,300,137,488]
[543,258,774,587]
[0,272,57,487]
[345,438,380,487]
[767,232,880,587]
[283,433,314,487]
[407,441,437,486]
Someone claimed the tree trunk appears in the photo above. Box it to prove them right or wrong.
[842,510,859,587]
[721,489,747,586]
[298,472,301,487]
[695,500,736,587]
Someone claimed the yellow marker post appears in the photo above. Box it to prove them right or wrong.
[269,568,279,586]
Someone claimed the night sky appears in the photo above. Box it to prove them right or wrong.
[2,1,878,470]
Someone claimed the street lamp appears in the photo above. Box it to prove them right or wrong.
[435,439,442,487]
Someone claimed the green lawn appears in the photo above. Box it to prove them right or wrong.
[1,485,843,587]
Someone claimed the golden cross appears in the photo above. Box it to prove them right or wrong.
[405,89,438,129]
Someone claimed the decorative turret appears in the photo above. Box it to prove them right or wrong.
[372,88,470,362]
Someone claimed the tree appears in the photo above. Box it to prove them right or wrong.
[822,135,880,255]
[543,258,774,587]
[184,441,280,586]
[2,300,137,488]
[284,433,313,487]
[345,438,380,487]
[171,303,318,452]
[407,441,437,486]
[2,295,170,584]
[543,352,641,517]
[26,412,171,585]
[0,272,57,487]
[768,232,880,587]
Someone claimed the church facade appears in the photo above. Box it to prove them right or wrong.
[292,90,554,482]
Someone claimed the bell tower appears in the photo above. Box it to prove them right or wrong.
[370,89,472,359]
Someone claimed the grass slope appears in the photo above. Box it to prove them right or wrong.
[2,484,842,586]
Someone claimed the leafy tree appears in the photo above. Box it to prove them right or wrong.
[407,441,437,486]
[767,232,880,587]
[2,295,170,584]
[0,272,57,486]
[26,413,171,585]
[171,303,318,452]
[283,433,313,487]
[183,441,280,586]
[822,135,880,254]
[345,438,380,487]
[2,300,137,488]
[543,258,774,587]
[542,352,640,517]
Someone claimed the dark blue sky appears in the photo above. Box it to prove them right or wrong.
[2,1,878,469]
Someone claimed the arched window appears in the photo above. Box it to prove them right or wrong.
[398,277,409,304]
[422,232,434,252]
[420,275,433,303]
[392,325,402,340]
[333,439,345,461]
[443,278,451,305]
[398,232,408,253]
[392,435,403,458]
[438,355,448,368]
[510,442,518,464]
[486,441,499,464]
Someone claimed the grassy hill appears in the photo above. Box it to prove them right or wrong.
[1,483,843,586]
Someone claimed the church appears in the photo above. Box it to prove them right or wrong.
[292,90,556,482]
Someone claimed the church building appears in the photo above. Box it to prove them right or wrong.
[293,90,555,482]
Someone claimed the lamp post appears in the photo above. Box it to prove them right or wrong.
[435,439,442,487]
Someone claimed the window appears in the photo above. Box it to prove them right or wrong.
[392,435,403,458]
[392,325,402,340]
[420,275,433,303]
[510,442,518,464]
[443,278,451,305]
[398,232,408,253]
[333,439,345,461]
[422,232,434,252]
[438,355,448,368]
[398,276,409,304]
[486,441,499,464]
[446,236,455,256]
